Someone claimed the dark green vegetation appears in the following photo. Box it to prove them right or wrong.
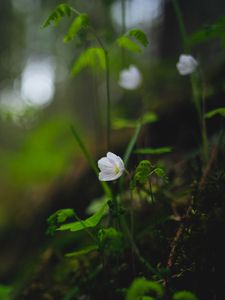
[0,0,225,299]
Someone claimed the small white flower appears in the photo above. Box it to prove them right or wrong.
[118,65,142,90]
[98,152,125,181]
[176,54,198,75]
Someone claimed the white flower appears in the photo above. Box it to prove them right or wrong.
[98,152,125,181]
[176,54,198,75]
[118,65,142,90]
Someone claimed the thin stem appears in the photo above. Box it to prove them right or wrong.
[200,70,209,163]
[129,187,136,275]
[191,72,208,163]
[70,7,81,16]
[121,0,126,34]
[92,67,102,155]
[88,27,111,151]
[121,0,126,66]
[148,179,154,203]
[73,212,98,243]
[172,0,208,163]
[172,0,189,52]
[105,50,111,151]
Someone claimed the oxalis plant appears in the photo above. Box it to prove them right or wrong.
[41,2,225,300]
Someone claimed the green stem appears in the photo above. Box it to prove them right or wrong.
[105,50,111,151]
[88,28,111,151]
[121,0,126,66]
[129,187,136,275]
[148,179,154,203]
[172,0,208,163]
[73,212,98,243]
[191,73,208,163]
[172,0,189,51]
[121,0,126,34]
[70,7,81,16]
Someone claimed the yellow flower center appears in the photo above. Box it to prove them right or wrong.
[114,165,120,175]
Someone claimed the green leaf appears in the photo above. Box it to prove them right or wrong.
[0,285,12,300]
[205,107,225,118]
[112,118,137,129]
[57,203,107,232]
[129,28,149,47]
[117,36,141,53]
[42,3,73,28]
[153,167,168,183]
[142,112,158,124]
[98,227,124,254]
[47,208,75,235]
[126,278,164,300]
[173,290,198,300]
[71,47,106,76]
[64,14,89,42]
[134,147,173,155]
[188,16,225,47]
[133,160,152,186]
[65,244,98,257]
[55,209,75,223]
[113,112,158,130]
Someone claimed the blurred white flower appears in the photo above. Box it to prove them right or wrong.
[176,54,198,75]
[98,152,125,181]
[118,65,142,90]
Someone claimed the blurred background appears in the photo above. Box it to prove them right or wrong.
[0,0,225,295]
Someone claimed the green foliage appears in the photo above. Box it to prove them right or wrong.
[113,112,158,130]
[113,118,137,129]
[117,28,149,53]
[42,3,73,27]
[126,278,164,300]
[0,285,12,300]
[133,160,152,185]
[47,208,75,235]
[65,244,98,257]
[71,47,106,76]
[129,29,149,47]
[57,203,107,232]
[98,227,124,254]
[132,161,168,188]
[134,147,173,155]
[205,107,225,118]
[173,291,198,300]
[188,16,225,47]
[117,36,142,53]
[141,112,158,124]
[153,167,168,183]
[64,14,89,42]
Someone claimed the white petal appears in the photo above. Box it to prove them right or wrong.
[107,152,119,162]
[98,157,113,170]
[107,152,125,170]
[99,171,119,181]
